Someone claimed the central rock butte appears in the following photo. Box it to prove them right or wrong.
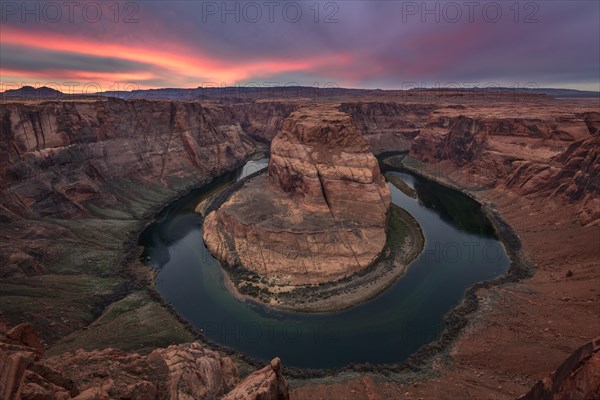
[203,106,391,287]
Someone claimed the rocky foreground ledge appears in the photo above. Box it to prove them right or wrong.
[0,322,289,400]
[203,106,394,304]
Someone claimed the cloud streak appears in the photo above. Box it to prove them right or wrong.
[1,1,598,91]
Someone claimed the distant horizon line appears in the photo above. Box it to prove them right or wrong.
[2,84,599,94]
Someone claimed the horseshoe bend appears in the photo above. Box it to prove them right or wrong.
[2,2,600,396]
[1,89,599,399]
[201,106,427,310]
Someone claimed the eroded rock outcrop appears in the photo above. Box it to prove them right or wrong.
[0,322,289,400]
[339,102,437,154]
[411,116,488,167]
[268,107,390,224]
[0,98,255,220]
[409,112,599,225]
[222,357,289,400]
[203,106,390,287]
[0,98,258,340]
[506,131,599,225]
[0,324,43,400]
[519,337,600,400]
[230,102,298,142]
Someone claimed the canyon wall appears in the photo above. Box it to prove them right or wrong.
[0,98,255,221]
[0,99,293,399]
[0,98,257,345]
[230,102,298,142]
[339,102,438,153]
[409,110,600,225]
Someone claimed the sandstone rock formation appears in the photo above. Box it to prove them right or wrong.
[222,357,289,400]
[203,106,390,287]
[0,324,45,400]
[519,337,600,400]
[0,98,257,343]
[339,102,437,154]
[506,130,599,225]
[268,107,390,224]
[0,98,255,221]
[409,111,600,225]
[0,322,289,400]
[231,102,298,143]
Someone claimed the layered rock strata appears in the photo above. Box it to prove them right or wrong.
[339,102,438,153]
[409,111,600,225]
[203,106,390,286]
[0,98,255,221]
[0,98,257,342]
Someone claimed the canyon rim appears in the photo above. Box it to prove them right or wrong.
[1,1,600,398]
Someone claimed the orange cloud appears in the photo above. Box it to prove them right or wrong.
[1,27,350,87]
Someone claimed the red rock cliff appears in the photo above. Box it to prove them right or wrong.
[203,106,391,287]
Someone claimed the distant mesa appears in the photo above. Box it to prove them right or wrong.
[2,85,64,99]
[203,106,391,288]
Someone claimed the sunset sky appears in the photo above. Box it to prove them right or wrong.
[1,1,599,92]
